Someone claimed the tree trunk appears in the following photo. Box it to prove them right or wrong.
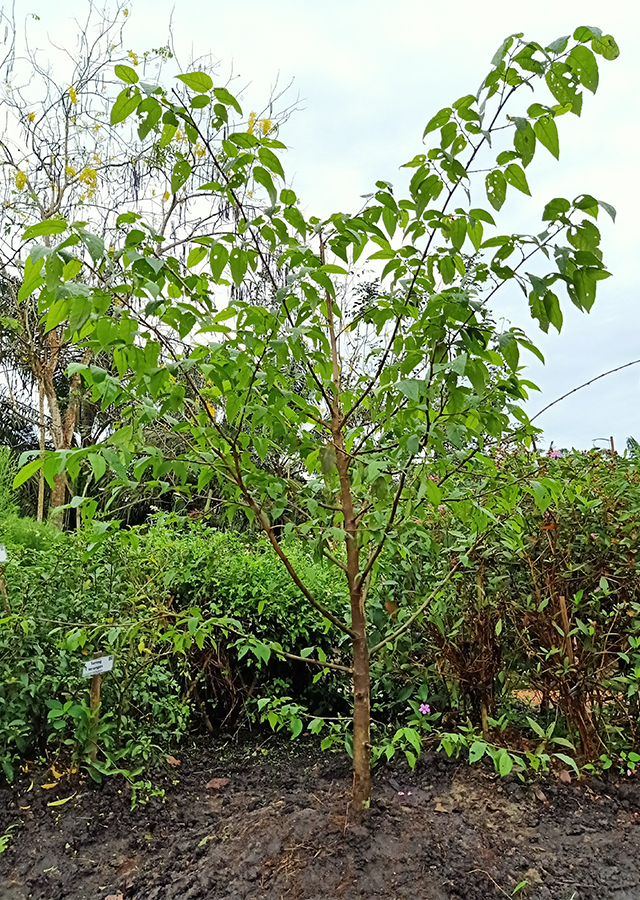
[49,472,68,528]
[351,610,371,810]
[37,381,46,522]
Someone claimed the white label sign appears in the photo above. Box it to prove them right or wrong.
[0,545,6,563]
[82,655,114,677]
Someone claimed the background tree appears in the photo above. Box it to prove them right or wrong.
[17,26,619,809]
[0,2,295,523]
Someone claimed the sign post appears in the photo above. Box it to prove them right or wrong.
[0,545,9,615]
[82,653,114,762]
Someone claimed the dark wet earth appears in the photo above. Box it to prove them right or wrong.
[1,739,639,900]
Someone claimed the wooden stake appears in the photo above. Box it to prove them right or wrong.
[0,566,9,616]
[88,652,103,763]
[559,596,574,665]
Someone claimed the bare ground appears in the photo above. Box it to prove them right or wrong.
[1,738,639,900]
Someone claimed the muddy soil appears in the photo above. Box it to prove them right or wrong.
[1,738,639,900]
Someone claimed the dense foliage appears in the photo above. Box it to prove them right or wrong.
[1,449,639,785]
[2,14,633,805]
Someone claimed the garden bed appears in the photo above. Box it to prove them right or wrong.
[1,737,639,900]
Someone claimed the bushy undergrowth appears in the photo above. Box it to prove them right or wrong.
[367,450,640,775]
[0,515,348,781]
[1,449,639,784]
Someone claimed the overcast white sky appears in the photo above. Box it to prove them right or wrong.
[18,0,640,450]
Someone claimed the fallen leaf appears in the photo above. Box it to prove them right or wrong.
[205,777,229,790]
[41,783,58,790]
[534,787,548,803]
[558,769,572,784]
[166,755,181,767]
[47,793,76,807]
[105,894,124,900]
[19,805,30,810]
[51,765,65,780]
[434,801,450,813]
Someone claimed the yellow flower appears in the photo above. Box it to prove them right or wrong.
[69,86,77,104]
[27,112,35,123]
[195,143,206,158]
[127,50,139,67]
[247,111,256,135]
[78,167,97,188]
[162,190,170,202]
[15,170,27,190]
[123,7,129,15]
[260,117,272,136]
[65,165,76,178]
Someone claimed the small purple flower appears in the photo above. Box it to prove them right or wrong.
[546,449,562,459]
[419,703,431,715]
[437,505,445,513]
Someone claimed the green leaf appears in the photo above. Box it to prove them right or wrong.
[213,87,242,114]
[573,25,602,43]
[23,218,67,240]
[542,197,570,221]
[544,291,563,332]
[534,116,560,159]
[190,95,211,109]
[160,123,177,148]
[498,332,519,370]
[598,200,616,223]
[498,750,514,777]
[187,246,207,268]
[209,244,229,281]
[280,188,297,205]
[253,166,277,205]
[491,35,515,67]
[12,457,43,489]
[449,217,467,251]
[171,158,192,193]
[18,255,45,302]
[514,122,536,167]
[469,740,487,764]
[114,64,139,84]
[88,453,106,482]
[110,87,141,125]
[176,71,214,93]
[591,34,620,61]
[485,170,506,211]
[554,752,579,775]
[526,716,546,738]
[504,163,530,196]
[547,35,570,54]
[257,147,284,179]
[423,107,451,136]
[229,248,248,286]
[78,230,104,263]
[568,45,599,93]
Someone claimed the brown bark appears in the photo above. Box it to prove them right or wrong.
[321,244,371,811]
[37,381,45,522]
[35,333,89,528]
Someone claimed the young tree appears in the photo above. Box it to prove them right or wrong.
[16,26,619,808]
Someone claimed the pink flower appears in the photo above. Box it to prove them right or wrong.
[419,703,431,715]
[546,449,562,459]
